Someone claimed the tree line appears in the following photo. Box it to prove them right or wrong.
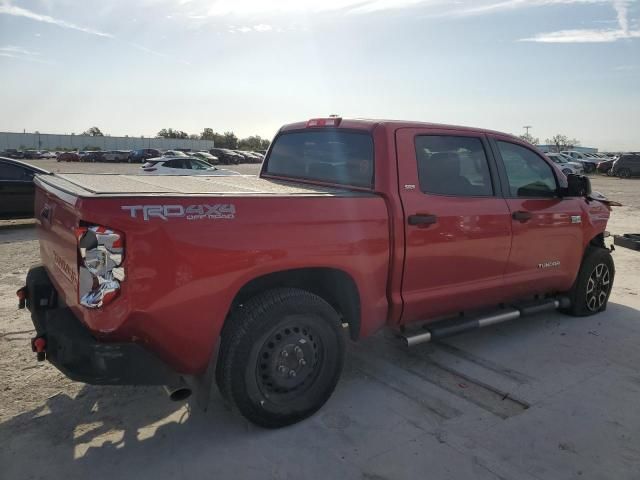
[81,126,270,151]
[518,132,581,151]
[156,128,270,151]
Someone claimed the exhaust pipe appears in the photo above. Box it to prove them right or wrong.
[164,381,192,401]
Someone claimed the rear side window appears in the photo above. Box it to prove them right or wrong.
[497,141,557,197]
[0,163,32,181]
[415,136,494,196]
[265,131,374,188]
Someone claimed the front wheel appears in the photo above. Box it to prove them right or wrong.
[216,288,345,428]
[564,247,615,316]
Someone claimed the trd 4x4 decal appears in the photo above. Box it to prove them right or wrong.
[122,204,236,221]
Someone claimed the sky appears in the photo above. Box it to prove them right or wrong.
[0,0,639,150]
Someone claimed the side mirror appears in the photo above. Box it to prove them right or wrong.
[562,174,592,197]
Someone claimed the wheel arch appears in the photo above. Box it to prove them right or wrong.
[588,232,606,250]
[224,267,362,341]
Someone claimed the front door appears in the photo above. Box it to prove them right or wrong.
[396,129,513,324]
[490,137,585,298]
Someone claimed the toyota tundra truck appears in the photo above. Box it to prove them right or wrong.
[18,118,615,428]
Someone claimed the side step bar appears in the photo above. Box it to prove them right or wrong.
[403,297,570,347]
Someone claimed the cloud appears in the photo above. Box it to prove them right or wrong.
[521,28,640,42]
[0,2,187,64]
[450,0,606,16]
[253,23,273,32]
[228,23,275,33]
[613,0,631,33]
[0,45,53,64]
[520,0,640,43]
[0,45,40,56]
[182,0,464,18]
[0,2,113,37]
[182,0,609,17]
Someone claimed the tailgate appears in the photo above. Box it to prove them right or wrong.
[34,177,82,308]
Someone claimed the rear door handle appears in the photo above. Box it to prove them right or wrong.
[512,210,533,222]
[408,214,438,226]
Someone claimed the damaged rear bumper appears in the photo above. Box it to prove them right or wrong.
[22,265,181,386]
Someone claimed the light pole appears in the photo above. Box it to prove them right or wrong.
[523,126,532,136]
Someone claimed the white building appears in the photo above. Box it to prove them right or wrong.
[0,131,215,151]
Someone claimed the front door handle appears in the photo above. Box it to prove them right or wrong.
[408,214,438,226]
[512,210,533,222]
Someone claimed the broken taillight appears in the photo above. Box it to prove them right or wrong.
[76,225,125,309]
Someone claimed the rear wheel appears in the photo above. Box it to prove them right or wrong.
[564,247,614,316]
[216,288,345,428]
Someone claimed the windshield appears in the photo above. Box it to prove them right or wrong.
[264,130,374,188]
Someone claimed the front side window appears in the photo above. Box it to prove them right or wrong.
[190,159,211,170]
[414,135,493,196]
[265,130,374,188]
[497,141,557,197]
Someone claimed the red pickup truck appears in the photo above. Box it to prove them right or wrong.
[19,118,615,428]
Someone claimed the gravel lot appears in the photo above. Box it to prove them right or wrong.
[1,162,639,480]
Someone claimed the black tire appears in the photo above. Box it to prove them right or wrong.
[564,247,614,316]
[618,168,631,178]
[216,288,345,428]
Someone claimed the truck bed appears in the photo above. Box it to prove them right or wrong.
[36,173,366,198]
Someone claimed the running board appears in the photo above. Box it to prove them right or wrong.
[402,297,571,347]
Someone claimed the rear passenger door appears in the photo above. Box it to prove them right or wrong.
[490,137,585,298]
[396,129,513,324]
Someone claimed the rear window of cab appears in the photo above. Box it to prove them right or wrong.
[264,130,374,188]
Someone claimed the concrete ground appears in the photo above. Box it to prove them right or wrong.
[1,163,639,480]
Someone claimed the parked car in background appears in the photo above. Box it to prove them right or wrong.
[81,151,105,162]
[546,153,584,175]
[2,149,24,159]
[210,148,243,165]
[128,149,162,163]
[22,150,44,159]
[232,150,254,163]
[102,150,131,162]
[0,157,49,219]
[57,151,81,162]
[162,150,190,157]
[596,159,615,175]
[560,151,598,173]
[239,151,264,163]
[39,151,57,159]
[611,153,640,178]
[141,157,238,175]
[190,151,220,164]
